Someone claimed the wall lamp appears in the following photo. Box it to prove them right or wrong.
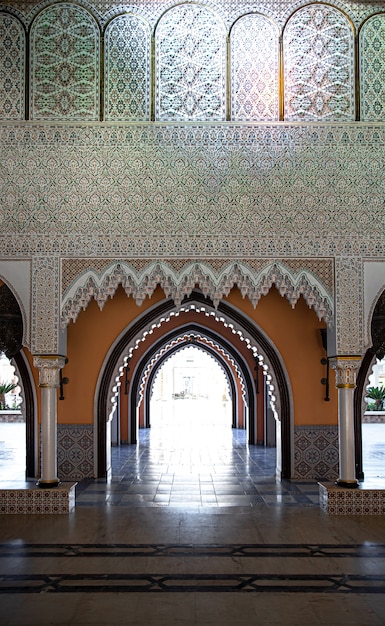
[320,329,330,402]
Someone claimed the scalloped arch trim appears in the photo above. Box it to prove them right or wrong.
[61,259,334,327]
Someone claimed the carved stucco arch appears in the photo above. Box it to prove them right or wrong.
[61,259,334,328]
[106,302,280,422]
[139,333,243,406]
[95,291,293,476]
[138,335,243,431]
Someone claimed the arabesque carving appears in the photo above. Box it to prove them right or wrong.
[61,260,334,327]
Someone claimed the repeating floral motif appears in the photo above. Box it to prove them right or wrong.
[360,15,385,121]
[30,3,100,120]
[32,257,60,354]
[283,4,355,121]
[0,13,25,120]
[0,125,384,242]
[294,426,339,481]
[334,258,363,355]
[319,483,385,515]
[231,14,279,121]
[57,424,94,480]
[105,14,151,121]
[155,4,226,120]
[0,485,76,514]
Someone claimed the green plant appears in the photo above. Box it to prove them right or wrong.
[0,382,17,410]
[365,386,385,411]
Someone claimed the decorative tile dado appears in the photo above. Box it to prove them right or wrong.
[57,424,94,481]
[294,426,339,481]
[319,482,385,515]
[0,483,76,514]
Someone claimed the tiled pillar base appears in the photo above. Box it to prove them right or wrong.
[319,482,385,515]
[0,483,77,514]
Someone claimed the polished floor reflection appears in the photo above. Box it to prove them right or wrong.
[1,407,385,624]
[76,400,318,508]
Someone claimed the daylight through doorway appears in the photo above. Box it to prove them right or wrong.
[148,346,235,476]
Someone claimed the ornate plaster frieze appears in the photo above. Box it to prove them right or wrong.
[32,257,60,354]
[335,257,363,355]
[2,0,382,31]
[0,233,384,260]
[60,259,334,327]
[1,123,384,242]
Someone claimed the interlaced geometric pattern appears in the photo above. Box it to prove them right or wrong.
[0,13,25,120]
[360,15,385,121]
[104,14,151,121]
[30,3,100,120]
[283,4,354,121]
[155,4,226,121]
[231,14,279,121]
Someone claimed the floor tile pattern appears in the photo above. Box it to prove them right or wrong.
[76,429,320,508]
[0,541,385,595]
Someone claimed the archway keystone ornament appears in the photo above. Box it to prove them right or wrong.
[330,356,361,488]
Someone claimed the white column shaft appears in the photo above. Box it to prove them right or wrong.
[338,386,356,483]
[40,386,58,484]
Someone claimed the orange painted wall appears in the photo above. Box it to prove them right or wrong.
[58,286,165,425]
[58,285,337,427]
[226,287,337,425]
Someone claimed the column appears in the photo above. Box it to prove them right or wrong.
[34,355,66,488]
[330,356,361,488]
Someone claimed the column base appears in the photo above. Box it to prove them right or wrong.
[37,479,61,488]
[335,478,359,488]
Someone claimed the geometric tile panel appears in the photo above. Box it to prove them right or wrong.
[104,14,151,121]
[231,14,279,121]
[0,13,25,120]
[293,425,339,481]
[57,424,94,480]
[319,482,385,515]
[284,4,355,121]
[30,3,100,121]
[0,483,76,514]
[155,4,226,121]
[360,15,385,121]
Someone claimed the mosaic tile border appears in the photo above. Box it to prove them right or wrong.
[0,483,76,514]
[319,482,385,515]
[293,425,339,481]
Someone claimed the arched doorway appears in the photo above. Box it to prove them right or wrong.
[96,292,291,480]
[0,282,36,480]
[355,289,385,480]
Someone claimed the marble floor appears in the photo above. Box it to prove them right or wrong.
[0,416,385,624]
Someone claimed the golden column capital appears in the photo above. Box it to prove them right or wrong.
[33,355,67,388]
[329,356,361,389]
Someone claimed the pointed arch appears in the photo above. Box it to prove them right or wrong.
[129,325,249,442]
[139,335,242,430]
[95,291,292,480]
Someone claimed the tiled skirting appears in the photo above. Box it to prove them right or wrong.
[0,483,77,514]
[293,425,339,481]
[57,424,94,481]
[319,482,385,515]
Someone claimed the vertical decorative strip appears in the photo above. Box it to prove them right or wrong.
[0,13,25,120]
